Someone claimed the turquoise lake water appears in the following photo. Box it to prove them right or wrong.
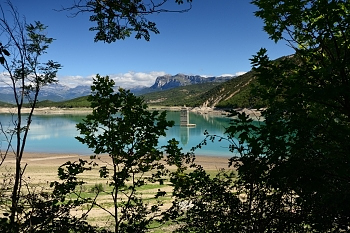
[0,111,236,157]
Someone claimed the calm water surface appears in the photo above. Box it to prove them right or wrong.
[0,111,236,157]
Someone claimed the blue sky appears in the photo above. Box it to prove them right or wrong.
[4,0,294,89]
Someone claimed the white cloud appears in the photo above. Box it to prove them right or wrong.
[109,71,166,89]
[219,73,235,77]
[219,71,247,77]
[58,75,94,88]
[58,71,166,89]
[234,71,247,76]
[2,71,246,89]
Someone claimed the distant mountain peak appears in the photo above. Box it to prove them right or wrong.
[150,74,236,90]
[0,73,238,103]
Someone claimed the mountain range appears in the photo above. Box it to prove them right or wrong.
[0,84,92,104]
[0,73,236,103]
[142,71,258,108]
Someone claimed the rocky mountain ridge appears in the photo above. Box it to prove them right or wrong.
[0,73,236,103]
[150,73,235,90]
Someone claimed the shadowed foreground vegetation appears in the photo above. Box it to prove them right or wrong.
[1,0,350,232]
[0,154,231,232]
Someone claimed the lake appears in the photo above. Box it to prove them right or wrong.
[0,111,236,157]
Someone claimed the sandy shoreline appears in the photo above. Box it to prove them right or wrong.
[2,152,231,170]
[0,107,92,115]
[0,152,233,189]
[0,152,233,229]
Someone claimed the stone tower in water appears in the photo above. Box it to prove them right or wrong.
[180,106,196,127]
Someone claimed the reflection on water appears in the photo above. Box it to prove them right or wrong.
[162,112,234,156]
[180,126,190,145]
[0,112,235,156]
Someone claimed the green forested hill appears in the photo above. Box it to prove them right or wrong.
[29,83,222,108]
[35,96,90,108]
[32,74,258,109]
[4,71,262,109]
[200,71,260,108]
[0,101,14,107]
[0,98,90,108]
[141,82,222,107]
[189,56,292,109]
[142,71,262,108]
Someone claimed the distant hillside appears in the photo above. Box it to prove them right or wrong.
[198,55,295,108]
[141,72,261,109]
[35,96,90,108]
[33,82,219,108]
[35,73,259,109]
[0,70,271,109]
[142,82,221,107]
[0,101,13,107]
[0,73,235,104]
[199,71,258,108]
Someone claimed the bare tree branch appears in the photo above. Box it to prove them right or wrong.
[58,0,192,42]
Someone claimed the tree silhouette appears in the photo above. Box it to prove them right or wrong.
[76,75,175,232]
[62,0,192,43]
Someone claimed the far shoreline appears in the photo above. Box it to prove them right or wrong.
[0,106,263,119]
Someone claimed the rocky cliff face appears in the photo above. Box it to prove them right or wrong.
[150,74,235,90]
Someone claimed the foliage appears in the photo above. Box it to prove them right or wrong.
[166,0,350,232]
[0,1,63,231]
[90,183,105,194]
[0,2,97,232]
[163,145,241,232]
[0,2,98,233]
[245,0,350,230]
[76,74,175,232]
[64,0,192,43]
[0,159,100,232]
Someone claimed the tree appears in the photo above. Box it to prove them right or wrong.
[166,0,350,232]
[165,115,299,233]
[0,2,94,232]
[0,1,66,231]
[76,74,175,232]
[63,0,192,43]
[163,140,242,232]
[222,0,350,231]
[4,159,101,233]
[247,0,350,230]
